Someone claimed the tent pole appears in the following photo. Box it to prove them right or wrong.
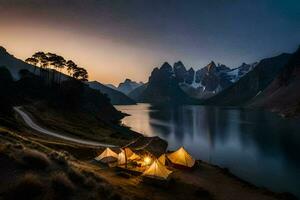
[124,148,128,169]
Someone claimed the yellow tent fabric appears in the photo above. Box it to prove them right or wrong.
[124,147,134,158]
[95,148,118,161]
[142,160,172,180]
[128,152,141,161]
[118,150,126,165]
[158,154,166,165]
[167,147,195,167]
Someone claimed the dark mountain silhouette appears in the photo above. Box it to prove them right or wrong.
[0,46,35,79]
[0,47,124,122]
[117,79,143,94]
[133,62,193,105]
[106,83,118,90]
[88,81,136,105]
[250,47,300,117]
[128,83,148,101]
[130,60,256,103]
[204,53,292,106]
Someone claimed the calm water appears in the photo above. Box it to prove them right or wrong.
[116,103,300,197]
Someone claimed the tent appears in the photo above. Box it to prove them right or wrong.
[124,147,134,158]
[167,147,195,168]
[158,154,166,165]
[142,160,172,180]
[128,152,141,161]
[95,148,118,162]
[123,147,141,161]
[118,149,126,165]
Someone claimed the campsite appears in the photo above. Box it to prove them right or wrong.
[94,146,195,181]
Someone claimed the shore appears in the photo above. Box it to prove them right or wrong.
[0,107,297,200]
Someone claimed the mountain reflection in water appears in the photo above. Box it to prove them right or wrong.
[116,103,300,198]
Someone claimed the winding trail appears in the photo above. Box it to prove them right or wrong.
[13,106,116,148]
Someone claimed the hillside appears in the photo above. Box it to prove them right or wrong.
[0,47,35,79]
[250,47,300,117]
[204,53,291,106]
[128,83,148,101]
[88,81,136,105]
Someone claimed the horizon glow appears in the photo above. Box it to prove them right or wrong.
[0,0,299,85]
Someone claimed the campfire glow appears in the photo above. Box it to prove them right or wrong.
[143,156,152,165]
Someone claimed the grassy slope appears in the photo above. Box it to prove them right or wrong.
[22,102,140,147]
[0,109,295,200]
[0,127,124,200]
[0,124,295,200]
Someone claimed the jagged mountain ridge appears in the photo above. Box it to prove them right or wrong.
[130,59,255,102]
[204,53,292,106]
[131,62,194,104]
[116,79,143,95]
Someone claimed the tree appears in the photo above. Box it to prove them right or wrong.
[26,52,88,84]
[47,53,66,84]
[32,52,48,68]
[30,52,49,77]
[25,57,38,74]
[73,67,88,81]
[66,60,77,76]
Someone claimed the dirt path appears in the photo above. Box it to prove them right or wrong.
[13,106,116,148]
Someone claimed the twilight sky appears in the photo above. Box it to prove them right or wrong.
[0,0,299,85]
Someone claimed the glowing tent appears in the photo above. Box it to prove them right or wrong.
[167,147,195,168]
[128,152,141,161]
[158,154,166,165]
[95,148,118,162]
[142,160,172,180]
[123,147,141,161]
[118,149,126,165]
[124,147,134,157]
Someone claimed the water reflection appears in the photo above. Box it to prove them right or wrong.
[116,104,300,197]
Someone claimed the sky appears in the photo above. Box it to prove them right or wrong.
[0,0,299,85]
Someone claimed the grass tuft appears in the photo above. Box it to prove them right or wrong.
[50,172,75,198]
[49,151,69,167]
[4,173,46,200]
[20,149,51,170]
[67,167,85,185]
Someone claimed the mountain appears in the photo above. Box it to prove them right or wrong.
[250,47,300,117]
[117,79,143,95]
[88,81,136,105]
[173,60,255,99]
[105,84,118,90]
[0,46,70,83]
[0,46,35,79]
[129,60,256,104]
[132,62,193,104]
[128,83,148,100]
[0,46,125,121]
[179,61,232,99]
[204,53,292,106]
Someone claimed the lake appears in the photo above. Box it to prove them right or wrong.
[115,103,300,198]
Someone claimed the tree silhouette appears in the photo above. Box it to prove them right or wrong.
[47,53,66,84]
[25,57,38,74]
[73,67,88,81]
[26,52,88,83]
[66,60,77,76]
[30,52,49,77]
